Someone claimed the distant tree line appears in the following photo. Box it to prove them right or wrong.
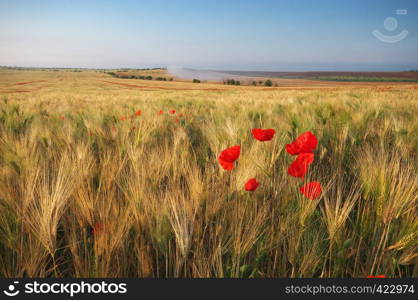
[106,72,173,81]
[117,67,167,71]
[224,79,241,85]
[251,79,275,87]
[222,78,278,87]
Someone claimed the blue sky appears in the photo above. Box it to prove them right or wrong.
[0,0,417,70]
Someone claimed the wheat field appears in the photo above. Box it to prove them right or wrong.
[0,69,417,278]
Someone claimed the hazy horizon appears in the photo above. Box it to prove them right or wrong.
[1,64,417,72]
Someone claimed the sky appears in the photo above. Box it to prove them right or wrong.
[0,0,417,71]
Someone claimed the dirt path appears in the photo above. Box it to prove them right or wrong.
[13,80,48,86]
[0,80,55,94]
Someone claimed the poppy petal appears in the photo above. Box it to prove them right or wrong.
[244,178,260,191]
[288,160,307,178]
[252,128,276,141]
[299,181,322,200]
[286,131,318,155]
[287,153,314,178]
[218,157,234,171]
[219,145,241,163]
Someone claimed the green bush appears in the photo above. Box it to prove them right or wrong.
[224,79,241,85]
[264,80,273,87]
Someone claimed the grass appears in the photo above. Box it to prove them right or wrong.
[0,70,417,278]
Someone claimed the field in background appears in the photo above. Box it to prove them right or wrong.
[224,70,418,83]
[0,69,417,278]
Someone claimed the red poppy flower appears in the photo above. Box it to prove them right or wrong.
[245,178,260,191]
[169,109,176,114]
[92,223,104,235]
[120,116,127,121]
[218,159,234,170]
[252,128,276,141]
[218,145,241,171]
[287,153,314,178]
[219,145,240,162]
[367,275,386,278]
[135,110,142,116]
[286,131,318,155]
[299,181,322,200]
[158,110,164,115]
[174,118,180,123]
